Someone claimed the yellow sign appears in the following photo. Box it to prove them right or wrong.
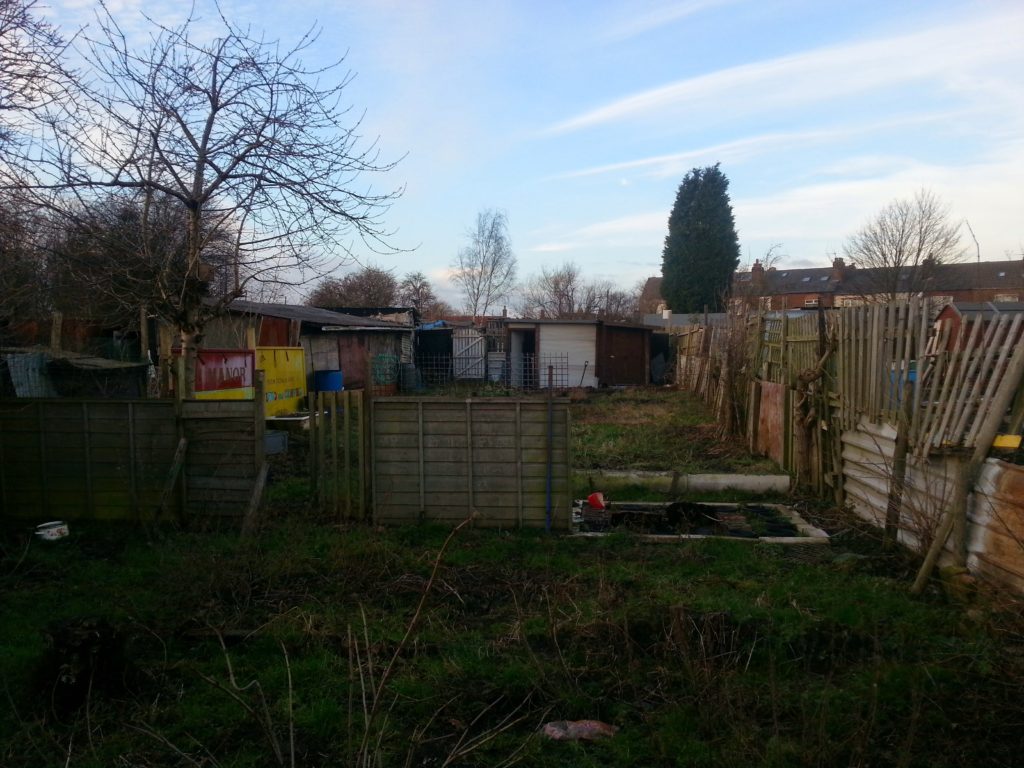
[257,346,306,416]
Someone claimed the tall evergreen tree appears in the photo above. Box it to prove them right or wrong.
[661,164,740,313]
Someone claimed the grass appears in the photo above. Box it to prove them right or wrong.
[2,518,1023,767]
[571,388,778,473]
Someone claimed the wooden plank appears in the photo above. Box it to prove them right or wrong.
[966,314,1024,447]
[240,462,269,538]
[376,446,565,464]
[932,314,984,447]
[156,437,188,522]
[949,314,1009,441]
[185,475,258,491]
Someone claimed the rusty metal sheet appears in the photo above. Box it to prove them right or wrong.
[756,381,785,466]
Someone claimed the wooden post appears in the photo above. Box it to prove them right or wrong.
[344,390,352,519]
[308,391,318,505]
[127,402,138,520]
[331,391,339,518]
[82,402,94,517]
[139,306,150,364]
[465,399,474,519]
[417,399,424,522]
[515,402,523,528]
[254,371,266,472]
[315,391,323,512]
[358,390,367,520]
[884,378,914,549]
[50,311,62,353]
[156,438,188,523]
[546,366,554,533]
[240,462,269,538]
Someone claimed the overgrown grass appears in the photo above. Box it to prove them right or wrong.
[571,388,777,473]
[2,519,1022,767]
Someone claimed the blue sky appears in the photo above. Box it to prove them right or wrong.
[48,0,1024,306]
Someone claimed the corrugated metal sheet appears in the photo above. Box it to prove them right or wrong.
[971,460,1024,593]
[756,382,785,466]
[840,420,1024,593]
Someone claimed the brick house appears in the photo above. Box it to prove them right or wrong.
[643,258,1024,313]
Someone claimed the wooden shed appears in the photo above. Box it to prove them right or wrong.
[198,301,412,391]
[505,319,651,388]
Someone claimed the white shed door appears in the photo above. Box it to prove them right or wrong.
[538,325,597,388]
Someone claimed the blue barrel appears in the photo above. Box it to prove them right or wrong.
[314,369,344,391]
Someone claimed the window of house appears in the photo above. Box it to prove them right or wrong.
[994,293,1019,302]
[801,276,811,282]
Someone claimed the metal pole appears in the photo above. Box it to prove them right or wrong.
[546,365,553,532]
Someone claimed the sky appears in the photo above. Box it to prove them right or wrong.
[44,0,1024,307]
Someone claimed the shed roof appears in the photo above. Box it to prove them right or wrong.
[228,300,402,329]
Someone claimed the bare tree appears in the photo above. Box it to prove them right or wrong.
[0,195,49,340]
[0,0,73,154]
[398,271,436,310]
[518,262,639,321]
[307,265,398,308]
[844,190,964,301]
[451,209,517,319]
[20,7,400,393]
[398,270,454,318]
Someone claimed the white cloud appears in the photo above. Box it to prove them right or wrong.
[553,113,957,180]
[547,8,1024,135]
[599,0,742,41]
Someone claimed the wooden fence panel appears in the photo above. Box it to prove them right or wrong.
[0,397,263,522]
[371,397,572,529]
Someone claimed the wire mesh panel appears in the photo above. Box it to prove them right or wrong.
[380,353,572,396]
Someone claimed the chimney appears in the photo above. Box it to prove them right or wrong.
[751,259,765,285]
[831,256,846,281]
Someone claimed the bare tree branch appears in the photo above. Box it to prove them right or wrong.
[451,209,517,319]
[844,189,964,301]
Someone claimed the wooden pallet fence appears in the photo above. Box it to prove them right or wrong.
[308,389,368,520]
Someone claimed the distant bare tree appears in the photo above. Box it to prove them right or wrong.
[398,270,453,318]
[399,271,437,311]
[844,190,964,301]
[451,209,517,318]
[0,195,49,340]
[20,7,400,393]
[308,266,398,308]
[518,262,639,321]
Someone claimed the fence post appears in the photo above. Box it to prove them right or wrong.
[254,371,265,472]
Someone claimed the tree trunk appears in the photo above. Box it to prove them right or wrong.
[179,327,200,399]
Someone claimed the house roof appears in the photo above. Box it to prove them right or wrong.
[228,300,402,329]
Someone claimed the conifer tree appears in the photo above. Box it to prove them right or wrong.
[661,164,740,313]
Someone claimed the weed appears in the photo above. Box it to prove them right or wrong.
[2,520,1023,767]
